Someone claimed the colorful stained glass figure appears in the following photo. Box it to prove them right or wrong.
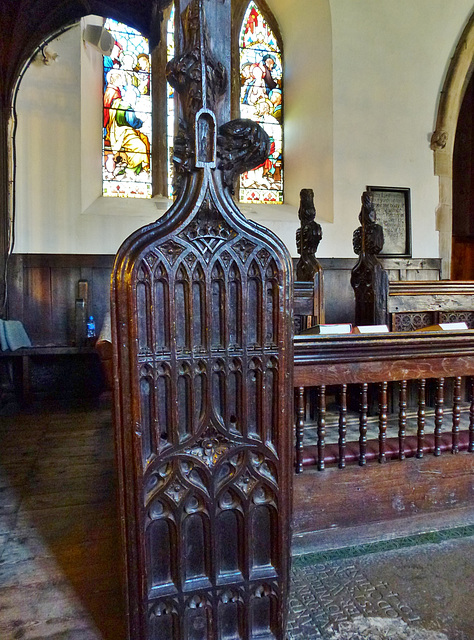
[103,19,152,198]
[239,2,283,204]
[167,5,175,198]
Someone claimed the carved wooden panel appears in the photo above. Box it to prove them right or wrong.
[111,2,293,638]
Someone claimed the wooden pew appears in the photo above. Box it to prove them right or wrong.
[388,280,474,330]
[292,329,474,550]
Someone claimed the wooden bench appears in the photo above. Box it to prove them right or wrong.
[388,280,474,330]
[0,345,99,404]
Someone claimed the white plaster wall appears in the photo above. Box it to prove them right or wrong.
[15,27,82,253]
[326,0,474,258]
[14,5,333,256]
[15,22,172,255]
[13,2,474,259]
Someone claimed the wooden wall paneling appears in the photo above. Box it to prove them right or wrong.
[6,254,115,346]
[8,254,442,345]
[6,253,24,323]
[23,264,52,346]
[382,258,442,282]
[89,266,114,336]
[298,258,442,325]
[51,264,82,346]
[323,265,356,324]
[451,237,474,280]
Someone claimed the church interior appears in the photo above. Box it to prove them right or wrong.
[1,0,474,638]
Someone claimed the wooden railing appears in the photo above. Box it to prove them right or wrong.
[294,330,474,472]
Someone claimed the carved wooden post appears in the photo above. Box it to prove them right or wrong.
[296,188,322,281]
[295,188,324,326]
[111,1,294,638]
[350,191,389,326]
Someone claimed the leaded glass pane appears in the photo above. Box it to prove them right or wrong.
[239,2,283,204]
[103,19,152,198]
[167,5,176,198]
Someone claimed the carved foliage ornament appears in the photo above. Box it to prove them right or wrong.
[166,0,227,175]
[296,188,323,281]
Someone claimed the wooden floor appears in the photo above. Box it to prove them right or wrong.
[0,396,125,639]
[1,396,473,639]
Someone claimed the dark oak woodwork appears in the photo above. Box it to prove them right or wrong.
[293,453,474,546]
[351,191,389,326]
[453,376,462,453]
[295,189,323,281]
[398,380,407,460]
[338,384,347,469]
[295,387,305,474]
[387,280,474,331]
[317,385,326,471]
[378,381,388,463]
[434,377,445,456]
[294,331,474,385]
[470,378,474,452]
[416,378,426,458]
[7,253,114,346]
[294,332,474,475]
[294,189,324,330]
[358,383,368,466]
[111,3,293,638]
[292,333,474,545]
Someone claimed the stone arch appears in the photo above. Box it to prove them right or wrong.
[431,11,474,277]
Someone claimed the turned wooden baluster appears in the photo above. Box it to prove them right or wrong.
[417,378,426,458]
[434,377,445,456]
[452,376,461,454]
[359,383,368,466]
[378,381,388,463]
[470,378,474,453]
[398,380,407,460]
[295,386,305,473]
[318,385,326,471]
[338,384,347,469]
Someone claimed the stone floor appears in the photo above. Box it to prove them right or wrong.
[288,533,474,639]
[0,396,473,639]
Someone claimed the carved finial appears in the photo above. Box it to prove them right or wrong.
[295,189,323,281]
[166,0,227,177]
[351,190,388,325]
[166,0,273,199]
[353,191,383,256]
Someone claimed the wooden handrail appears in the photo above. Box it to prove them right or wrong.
[294,330,474,386]
[389,280,474,296]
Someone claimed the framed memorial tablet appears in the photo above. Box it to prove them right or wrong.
[366,186,412,257]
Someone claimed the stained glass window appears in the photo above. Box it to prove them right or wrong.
[239,2,283,204]
[167,6,176,198]
[103,19,152,198]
